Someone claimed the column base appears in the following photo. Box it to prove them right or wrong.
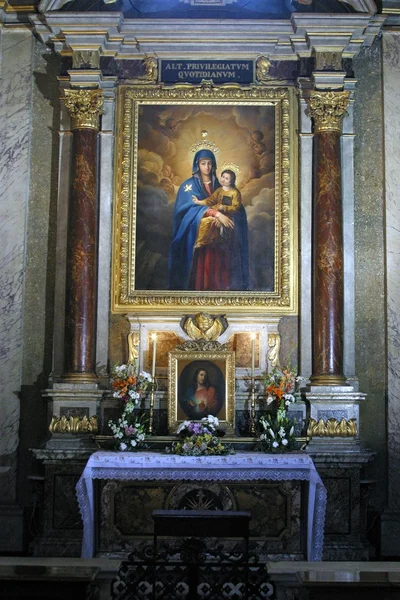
[61,372,98,384]
[309,374,348,386]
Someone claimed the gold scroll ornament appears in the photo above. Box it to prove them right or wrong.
[267,333,281,368]
[128,331,140,364]
[307,417,357,438]
[49,415,98,434]
[63,89,104,130]
[307,91,350,134]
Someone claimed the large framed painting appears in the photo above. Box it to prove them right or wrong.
[112,83,298,313]
[168,350,235,434]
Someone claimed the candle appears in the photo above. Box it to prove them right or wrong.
[151,333,157,379]
[251,333,255,379]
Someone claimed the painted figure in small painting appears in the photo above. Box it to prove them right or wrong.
[168,150,249,291]
[179,364,224,420]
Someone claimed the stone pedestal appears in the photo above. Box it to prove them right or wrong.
[304,385,365,452]
[310,451,374,560]
[304,386,372,559]
[30,448,90,557]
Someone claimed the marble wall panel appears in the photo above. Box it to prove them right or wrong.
[0,29,34,502]
[18,41,61,510]
[353,40,386,510]
[382,32,400,519]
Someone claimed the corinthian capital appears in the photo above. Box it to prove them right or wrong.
[63,89,104,130]
[307,91,350,133]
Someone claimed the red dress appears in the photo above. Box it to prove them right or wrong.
[189,181,232,291]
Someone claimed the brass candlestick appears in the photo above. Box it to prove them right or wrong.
[148,379,156,435]
[250,378,256,436]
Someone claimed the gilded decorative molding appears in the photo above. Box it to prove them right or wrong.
[63,89,104,130]
[307,417,357,438]
[72,50,100,70]
[267,333,281,368]
[49,415,98,434]
[128,331,140,364]
[307,91,350,133]
[181,313,228,342]
[175,339,228,352]
[113,83,296,313]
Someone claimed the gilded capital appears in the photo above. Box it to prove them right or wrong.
[307,91,350,133]
[63,88,104,130]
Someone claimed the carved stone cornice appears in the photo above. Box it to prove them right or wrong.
[307,91,350,133]
[28,13,385,62]
[63,88,104,130]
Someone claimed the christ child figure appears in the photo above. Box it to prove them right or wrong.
[192,168,241,248]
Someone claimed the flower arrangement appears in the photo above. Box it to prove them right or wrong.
[264,365,298,408]
[111,363,152,405]
[168,415,234,456]
[258,366,300,453]
[108,410,147,452]
[108,363,152,451]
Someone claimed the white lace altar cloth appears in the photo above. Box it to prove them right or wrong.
[76,451,326,560]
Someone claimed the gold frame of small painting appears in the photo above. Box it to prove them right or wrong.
[168,349,235,434]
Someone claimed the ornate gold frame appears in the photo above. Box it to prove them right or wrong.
[168,349,235,434]
[112,82,298,314]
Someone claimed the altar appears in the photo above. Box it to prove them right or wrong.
[76,451,327,561]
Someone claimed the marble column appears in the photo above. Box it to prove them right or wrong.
[307,91,350,385]
[62,89,103,382]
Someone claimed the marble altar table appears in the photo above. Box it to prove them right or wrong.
[76,451,327,561]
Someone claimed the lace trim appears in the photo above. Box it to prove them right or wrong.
[76,451,326,561]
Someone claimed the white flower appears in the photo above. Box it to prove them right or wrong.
[177,421,191,434]
[278,427,286,437]
[113,391,121,399]
[139,370,152,381]
[282,438,288,446]
[272,441,279,448]
[266,396,275,405]
[131,439,137,447]
[268,428,275,439]
[120,442,127,451]
[289,426,294,436]
[284,393,295,403]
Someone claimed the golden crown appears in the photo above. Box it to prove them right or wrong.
[221,161,241,175]
[190,130,220,154]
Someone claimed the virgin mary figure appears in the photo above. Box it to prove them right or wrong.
[168,148,249,291]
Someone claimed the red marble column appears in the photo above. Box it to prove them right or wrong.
[307,91,350,385]
[62,89,103,381]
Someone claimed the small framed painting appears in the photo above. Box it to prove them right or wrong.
[168,349,235,434]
